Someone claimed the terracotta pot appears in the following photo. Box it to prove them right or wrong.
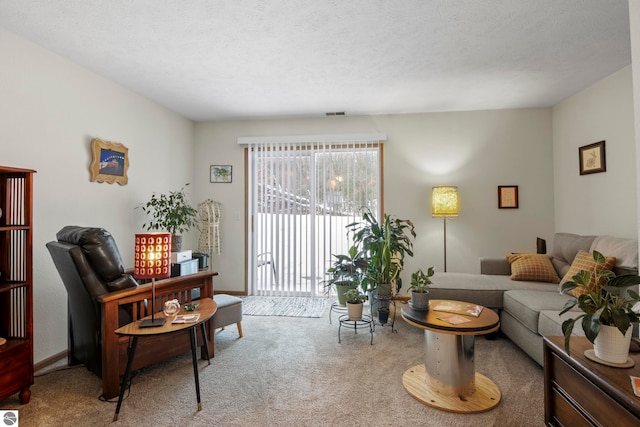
[593,324,632,364]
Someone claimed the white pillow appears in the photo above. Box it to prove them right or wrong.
[590,235,638,270]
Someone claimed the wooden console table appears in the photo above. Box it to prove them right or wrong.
[544,335,640,426]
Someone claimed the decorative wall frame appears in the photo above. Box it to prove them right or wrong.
[498,185,518,209]
[210,165,232,183]
[579,140,606,175]
[89,138,129,185]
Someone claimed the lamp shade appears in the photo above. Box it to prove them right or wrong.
[432,186,459,217]
[133,233,171,279]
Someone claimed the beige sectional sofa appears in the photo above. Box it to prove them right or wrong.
[426,233,639,366]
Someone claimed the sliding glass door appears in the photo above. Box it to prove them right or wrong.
[246,139,381,297]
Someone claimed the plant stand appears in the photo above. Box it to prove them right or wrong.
[338,314,374,345]
[328,301,348,325]
[372,294,397,333]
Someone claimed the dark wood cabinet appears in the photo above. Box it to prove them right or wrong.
[0,166,35,404]
[544,335,640,426]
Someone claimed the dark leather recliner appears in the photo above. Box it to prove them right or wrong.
[47,226,139,376]
[46,226,216,399]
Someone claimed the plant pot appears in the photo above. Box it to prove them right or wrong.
[347,302,364,320]
[593,324,633,364]
[411,290,430,311]
[378,308,390,324]
[336,282,358,306]
[171,235,183,252]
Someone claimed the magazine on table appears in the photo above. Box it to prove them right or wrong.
[172,314,201,324]
[437,313,472,325]
[432,301,483,317]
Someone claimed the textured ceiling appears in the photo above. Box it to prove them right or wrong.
[0,0,631,121]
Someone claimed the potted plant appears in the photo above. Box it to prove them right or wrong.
[407,267,434,310]
[344,288,367,320]
[139,183,199,252]
[377,307,390,324]
[325,245,367,306]
[348,209,415,313]
[560,250,640,364]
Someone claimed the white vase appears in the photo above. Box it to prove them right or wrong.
[593,324,632,364]
[347,302,363,320]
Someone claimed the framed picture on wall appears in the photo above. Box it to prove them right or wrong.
[210,165,232,183]
[89,138,129,185]
[579,140,606,175]
[498,185,518,209]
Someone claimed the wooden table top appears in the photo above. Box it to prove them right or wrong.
[115,297,217,337]
[401,299,499,335]
[545,335,640,417]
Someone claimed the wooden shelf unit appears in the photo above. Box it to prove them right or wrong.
[0,166,35,404]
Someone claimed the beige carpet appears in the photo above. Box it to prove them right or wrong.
[2,304,545,426]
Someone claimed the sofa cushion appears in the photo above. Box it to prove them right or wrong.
[559,250,616,297]
[502,290,572,334]
[507,253,560,283]
[550,233,596,278]
[538,309,586,338]
[430,272,558,310]
[590,235,639,274]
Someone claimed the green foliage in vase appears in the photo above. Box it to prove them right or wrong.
[139,183,199,236]
[559,250,640,355]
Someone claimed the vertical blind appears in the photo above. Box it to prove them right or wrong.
[243,134,384,297]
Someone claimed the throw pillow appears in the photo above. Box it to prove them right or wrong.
[560,250,616,297]
[507,253,560,283]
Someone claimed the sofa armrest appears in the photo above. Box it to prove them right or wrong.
[480,258,511,276]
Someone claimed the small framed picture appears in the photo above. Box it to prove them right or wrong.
[579,141,606,175]
[210,165,232,183]
[89,138,129,185]
[498,186,518,209]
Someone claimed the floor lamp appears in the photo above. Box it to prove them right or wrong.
[432,186,459,272]
[134,233,172,328]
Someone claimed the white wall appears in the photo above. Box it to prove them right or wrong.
[0,28,197,363]
[194,109,555,292]
[631,0,640,239]
[552,65,637,238]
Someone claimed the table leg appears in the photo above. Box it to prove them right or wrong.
[190,327,202,411]
[402,330,500,413]
[113,336,138,422]
[200,322,211,365]
[424,331,475,395]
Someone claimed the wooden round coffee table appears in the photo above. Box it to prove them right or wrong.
[401,299,501,413]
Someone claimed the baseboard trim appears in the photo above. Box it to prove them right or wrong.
[34,350,68,372]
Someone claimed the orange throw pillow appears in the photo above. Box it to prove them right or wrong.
[560,250,616,297]
[507,253,560,283]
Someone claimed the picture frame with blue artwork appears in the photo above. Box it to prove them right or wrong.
[89,138,129,185]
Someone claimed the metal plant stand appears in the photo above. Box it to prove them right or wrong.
[338,314,374,345]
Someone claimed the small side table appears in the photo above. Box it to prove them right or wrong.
[338,314,374,345]
[112,297,217,421]
[401,300,500,413]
